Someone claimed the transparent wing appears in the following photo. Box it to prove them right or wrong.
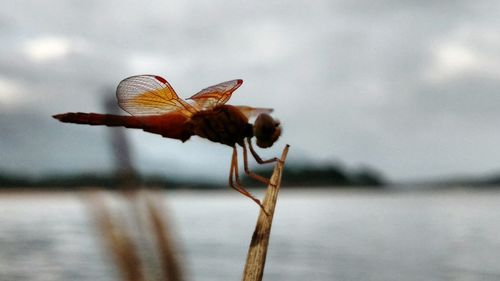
[235,106,273,119]
[116,75,196,116]
[188,79,243,110]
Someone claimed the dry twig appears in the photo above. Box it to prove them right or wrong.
[242,144,290,281]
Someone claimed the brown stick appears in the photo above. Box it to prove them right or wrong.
[242,144,290,281]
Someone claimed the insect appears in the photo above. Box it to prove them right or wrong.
[53,75,282,211]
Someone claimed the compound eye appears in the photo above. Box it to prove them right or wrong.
[254,114,281,148]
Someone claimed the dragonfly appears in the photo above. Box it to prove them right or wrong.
[53,75,282,211]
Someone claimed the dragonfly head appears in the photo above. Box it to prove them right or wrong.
[253,113,281,148]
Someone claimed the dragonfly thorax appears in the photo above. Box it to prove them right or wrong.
[189,105,253,147]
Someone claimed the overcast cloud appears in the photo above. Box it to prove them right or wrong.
[1,0,500,181]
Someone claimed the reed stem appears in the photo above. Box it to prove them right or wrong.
[242,144,290,281]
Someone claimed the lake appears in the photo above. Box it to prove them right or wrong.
[1,188,500,281]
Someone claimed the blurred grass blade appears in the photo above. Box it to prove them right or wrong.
[87,190,183,281]
[145,193,184,281]
[87,191,145,281]
[242,144,290,281]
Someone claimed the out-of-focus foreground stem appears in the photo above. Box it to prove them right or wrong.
[242,144,290,281]
[87,190,184,281]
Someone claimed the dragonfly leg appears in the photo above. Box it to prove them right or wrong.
[229,146,268,214]
[247,138,281,164]
[243,141,271,186]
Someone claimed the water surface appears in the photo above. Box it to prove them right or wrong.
[1,189,500,281]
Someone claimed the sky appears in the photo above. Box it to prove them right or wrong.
[1,0,500,182]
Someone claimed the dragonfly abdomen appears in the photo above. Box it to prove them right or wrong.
[53,113,143,128]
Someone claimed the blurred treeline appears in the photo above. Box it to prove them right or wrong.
[3,163,500,189]
[243,164,385,187]
[0,162,386,189]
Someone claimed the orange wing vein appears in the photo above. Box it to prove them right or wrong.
[116,75,196,117]
[188,79,243,110]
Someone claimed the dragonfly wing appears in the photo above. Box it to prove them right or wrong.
[116,75,196,116]
[235,106,273,119]
[188,79,243,110]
